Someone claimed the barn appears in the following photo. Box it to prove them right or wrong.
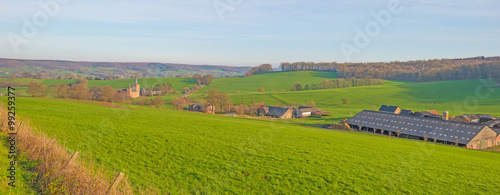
[257,105,269,116]
[294,106,321,118]
[493,128,500,146]
[266,106,293,119]
[347,110,498,149]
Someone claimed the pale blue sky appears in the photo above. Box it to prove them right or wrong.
[1,0,499,66]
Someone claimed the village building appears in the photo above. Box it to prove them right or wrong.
[265,106,293,119]
[188,103,214,114]
[257,105,269,116]
[124,78,140,98]
[347,110,498,149]
[378,105,401,114]
[294,106,322,118]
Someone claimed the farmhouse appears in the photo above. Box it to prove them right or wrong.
[347,110,498,149]
[379,105,401,114]
[294,106,322,118]
[265,106,293,119]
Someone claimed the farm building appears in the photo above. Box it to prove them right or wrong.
[494,128,500,146]
[379,105,401,114]
[294,106,322,118]
[451,114,497,123]
[414,110,443,120]
[188,103,214,114]
[347,110,498,149]
[257,105,269,116]
[265,106,293,119]
[400,109,413,115]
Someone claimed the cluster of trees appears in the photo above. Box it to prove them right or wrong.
[146,83,174,96]
[0,81,25,88]
[280,57,500,82]
[290,78,384,91]
[245,64,273,76]
[206,88,232,114]
[131,96,164,108]
[51,79,130,103]
[171,96,193,110]
[192,74,214,85]
[27,78,170,108]
[27,82,49,97]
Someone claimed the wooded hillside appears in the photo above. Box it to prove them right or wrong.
[280,56,500,82]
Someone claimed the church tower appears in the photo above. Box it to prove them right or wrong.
[134,78,140,93]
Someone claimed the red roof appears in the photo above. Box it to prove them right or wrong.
[425,110,441,115]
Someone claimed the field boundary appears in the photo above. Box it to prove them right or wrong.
[0,105,134,194]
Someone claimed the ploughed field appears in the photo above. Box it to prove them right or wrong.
[10,97,500,194]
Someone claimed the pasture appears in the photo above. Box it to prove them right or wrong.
[9,97,500,194]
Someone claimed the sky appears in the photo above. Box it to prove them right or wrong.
[0,0,499,67]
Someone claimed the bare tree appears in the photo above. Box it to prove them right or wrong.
[206,88,219,114]
[27,82,48,97]
[101,85,117,102]
[152,96,164,108]
[54,84,70,98]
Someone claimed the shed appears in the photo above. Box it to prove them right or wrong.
[294,106,321,118]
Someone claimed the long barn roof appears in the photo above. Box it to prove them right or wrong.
[347,110,488,145]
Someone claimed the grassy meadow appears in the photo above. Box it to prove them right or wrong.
[194,71,338,95]
[7,97,500,194]
[0,134,36,194]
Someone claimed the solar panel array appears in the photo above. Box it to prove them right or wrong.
[347,110,487,144]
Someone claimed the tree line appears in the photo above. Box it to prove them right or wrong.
[290,78,384,91]
[27,78,170,108]
[245,64,273,76]
[192,74,214,85]
[280,56,500,82]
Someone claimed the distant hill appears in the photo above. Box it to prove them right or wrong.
[0,58,251,78]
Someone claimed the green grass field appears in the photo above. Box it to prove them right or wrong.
[0,134,36,194]
[194,71,338,95]
[224,78,500,123]
[9,97,500,194]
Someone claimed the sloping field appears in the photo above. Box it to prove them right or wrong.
[9,97,500,194]
[194,71,338,95]
[229,79,500,122]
